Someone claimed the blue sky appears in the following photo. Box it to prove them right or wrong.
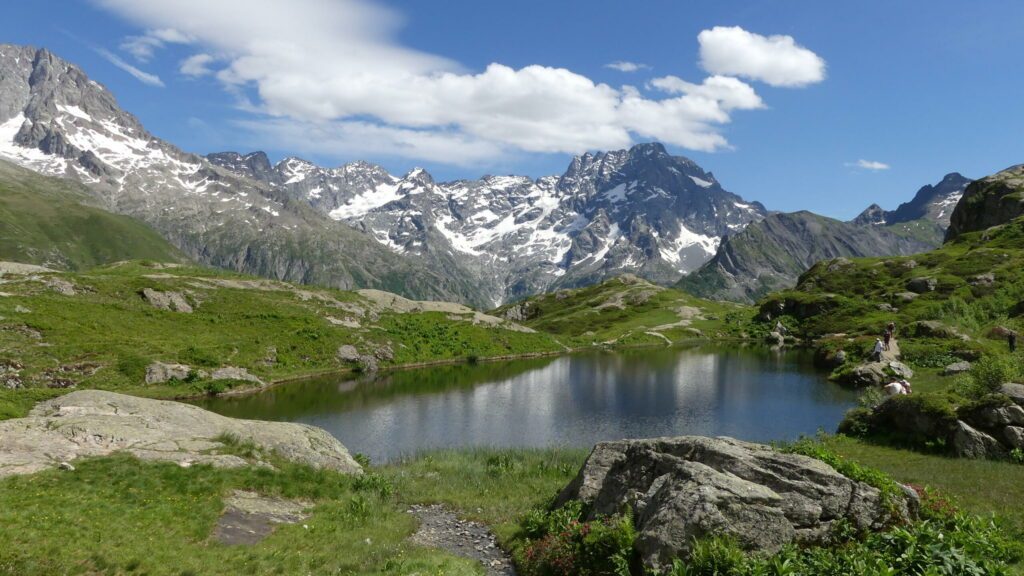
[2,0,1022,219]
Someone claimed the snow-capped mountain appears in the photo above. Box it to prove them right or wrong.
[0,44,483,305]
[210,143,768,304]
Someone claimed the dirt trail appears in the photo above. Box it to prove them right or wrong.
[407,504,516,575]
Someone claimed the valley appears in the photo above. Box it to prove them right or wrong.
[1,27,1023,576]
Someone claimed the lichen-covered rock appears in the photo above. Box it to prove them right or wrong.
[1001,383,1024,407]
[952,420,1005,459]
[141,288,193,313]
[145,361,191,384]
[210,366,264,386]
[554,436,915,571]
[906,277,937,293]
[943,361,972,376]
[909,320,963,339]
[0,390,362,478]
[1004,426,1024,449]
[336,345,360,362]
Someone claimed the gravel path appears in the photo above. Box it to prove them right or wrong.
[407,504,517,575]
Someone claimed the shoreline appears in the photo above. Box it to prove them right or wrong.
[174,336,765,402]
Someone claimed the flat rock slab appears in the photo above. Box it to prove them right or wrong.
[0,390,362,478]
[213,490,311,546]
[408,504,515,575]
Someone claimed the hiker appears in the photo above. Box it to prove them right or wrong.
[1011,331,1018,353]
[883,379,913,396]
[871,338,884,362]
[887,321,897,338]
[883,329,892,351]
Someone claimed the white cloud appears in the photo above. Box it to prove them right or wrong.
[95,48,165,87]
[92,0,819,164]
[698,26,825,87]
[848,159,891,171]
[120,27,194,61]
[180,53,215,77]
[605,61,649,73]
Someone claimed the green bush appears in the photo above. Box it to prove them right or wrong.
[971,354,1020,393]
[520,501,634,576]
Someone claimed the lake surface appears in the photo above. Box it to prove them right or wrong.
[197,345,858,463]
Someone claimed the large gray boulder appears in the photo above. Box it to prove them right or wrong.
[1001,383,1024,407]
[145,361,192,384]
[1004,426,1024,450]
[0,390,362,478]
[952,420,1005,459]
[554,436,915,571]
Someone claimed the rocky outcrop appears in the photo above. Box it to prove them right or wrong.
[947,164,1024,241]
[210,366,264,385]
[554,436,916,571]
[141,288,193,313]
[909,320,964,339]
[1001,383,1024,406]
[0,390,362,477]
[952,420,1006,459]
[943,361,972,376]
[145,361,191,384]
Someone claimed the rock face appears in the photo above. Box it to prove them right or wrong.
[677,210,943,304]
[210,143,769,306]
[554,436,915,571]
[0,44,488,307]
[952,420,1006,459]
[141,288,193,313]
[0,390,362,477]
[947,164,1024,241]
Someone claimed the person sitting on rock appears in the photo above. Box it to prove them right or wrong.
[871,338,884,361]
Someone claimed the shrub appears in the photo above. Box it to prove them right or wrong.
[520,501,634,576]
[971,355,1019,393]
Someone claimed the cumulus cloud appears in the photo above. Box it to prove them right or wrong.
[605,61,649,73]
[698,26,825,87]
[180,53,215,77]
[848,159,891,171]
[95,48,165,87]
[91,1,821,164]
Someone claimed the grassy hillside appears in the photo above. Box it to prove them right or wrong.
[0,160,181,269]
[0,261,565,419]
[492,274,751,348]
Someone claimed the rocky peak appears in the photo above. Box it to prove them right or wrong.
[207,151,275,183]
[852,203,887,226]
[947,164,1024,241]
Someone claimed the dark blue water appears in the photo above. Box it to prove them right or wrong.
[197,345,858,462]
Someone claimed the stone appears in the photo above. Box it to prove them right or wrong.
[0,390,363,478]
[894,292,919,303]
[834,350,848,365]
[57,461,75,471]
[1004,427,1024,450]
[554,436,915,571]
[943,361,972,376]
[967,404,1024,428]
[888,361,914,379]
[212,490,311,546]
[210,366,264,386]
[14,305,30,314]
[141,288,193,313]
[906,277,938,293]
[952,420,1005,459]
[1001,383,1024,407]
[336,345,360,362]
[839,362,888,387]
[987,326,1018,339]
[44,277,77,296]
[909,320,962,339]
[767,331,785,346]
[970,273,995,286]
[145,361,192,384]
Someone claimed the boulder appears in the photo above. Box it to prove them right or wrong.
[0,390,362,478]
[970,273,996,286]
[987,326,1018,339]
[893,292,919,303]
[767,331,785,346]
[1004,426,1024,450]
[909,320,962,339]
[554,436,915,571]
[965,404,1024,429]
[943,361,972,376]
[141,288,193,313]
[906,277,937,293]
[145,361,192,384]
[888,361,914,379]
[1000,383,1024,407]
[336,345,360,362]
[841,362,888,387]
[210,366,264,386]
[952,420,1005,459]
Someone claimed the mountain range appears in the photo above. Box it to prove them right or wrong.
[0,43,969,307]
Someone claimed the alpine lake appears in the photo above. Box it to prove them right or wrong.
[196,344,858,463]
